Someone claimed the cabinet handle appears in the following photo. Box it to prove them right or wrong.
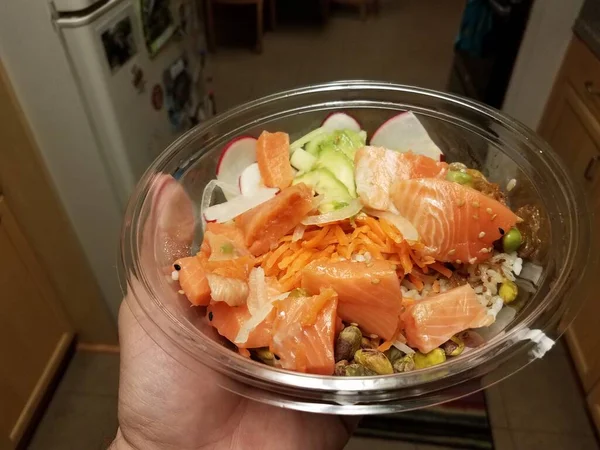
[584,155,599,181]
[584,81,600,96]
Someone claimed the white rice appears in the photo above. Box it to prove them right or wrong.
[399,250,523,323]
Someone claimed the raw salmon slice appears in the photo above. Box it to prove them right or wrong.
[204,255,254,280]
[236,183,314,256]
[391,178,518,264]
[355,147,447,211]
[207,302,274,349]
[270,288,338,375]
[174,256,211,306]
[402,284,491,353]
[301,260,402,340]
[256,131,294,190]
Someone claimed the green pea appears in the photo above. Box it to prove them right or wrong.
[446,170,473,186]
[502,228,522,253]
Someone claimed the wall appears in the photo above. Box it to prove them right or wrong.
[503,0,585,129]
[0,0,123,322]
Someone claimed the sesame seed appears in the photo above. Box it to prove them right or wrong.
[370,334,379,339]
[472,201,480,208]
[478,231,486,238]
[178,290,185,295]
[208,311,214,321]
[491,214,497,221]
[479,247,490,253]
[455,259,462,264]
[469,257,478,264]
[371,278,380,285]
[473,214,479,220]
[486,208,493,214]
[498,227,505,235]
[174,263,181,271]
[517,216,524,223]
[457,199,465,207]
[366,262,374,268]
[448,249,456,255]
[171,270,180,281]
[507,178,517,191]
[350,322,358,326]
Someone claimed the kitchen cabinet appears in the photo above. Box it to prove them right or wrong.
[538,35,600,426]
[0,195,74,449]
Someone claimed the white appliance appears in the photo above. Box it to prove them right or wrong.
[0,0,212,319]
[52,0,212,204]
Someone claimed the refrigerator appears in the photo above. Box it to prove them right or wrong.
[51,0,214,204]
[0,0,213,318]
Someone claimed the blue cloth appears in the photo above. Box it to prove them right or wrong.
[455,0,494,57]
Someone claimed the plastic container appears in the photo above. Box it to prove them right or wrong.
[119,81,596,414]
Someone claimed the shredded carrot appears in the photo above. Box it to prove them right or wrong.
[302,226,329,249]
[379,218,403,244]
[430,262,452,278]
[408,273,424,291]
[266,243,290,270]
[238,348,251,358]
[334,225,349,247]
[432,279,441,293]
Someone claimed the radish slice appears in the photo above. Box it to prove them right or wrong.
[301,199,362,226]
[365,208,419,242]
[370,112,444,161]
[239,163,263,196]
[203,188,279,223]
[206,273,248,307]
[216,136,258,199]
[321,112,361,132]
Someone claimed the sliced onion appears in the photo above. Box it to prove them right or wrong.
[365,208,419,242]
[476,305,517,340]
[392,340,415,355]
[247,267,268,315]
[203,188,279,223]
[206,274,248,307]
[519,262,543,285]
[301,199,362,226]
[292,224,306,242]
[235,302,274,345]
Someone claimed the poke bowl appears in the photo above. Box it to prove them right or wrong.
[120,81,595,414]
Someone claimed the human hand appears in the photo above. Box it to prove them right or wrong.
[111,175,356,450]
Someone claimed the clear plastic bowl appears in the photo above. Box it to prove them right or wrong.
[120,81,596,414]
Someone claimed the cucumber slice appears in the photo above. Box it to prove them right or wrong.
[293,168,352,213]
[290,148,317,172]
[316,147,356,197]
[305,132,332,156]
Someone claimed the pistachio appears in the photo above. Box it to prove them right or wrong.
[440,336,465,357]
[335,325,362,362]
[384,346,404,363]
[413,348,447,369]
[361,337,376,349]
[499,279,518,304]
[353,349,394,375]
[343,363,377,377]
[334,360,349,376]
[254,348,275,366]
[393,354,416,373]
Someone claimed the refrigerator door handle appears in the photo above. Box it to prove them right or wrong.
[53,0,129,28]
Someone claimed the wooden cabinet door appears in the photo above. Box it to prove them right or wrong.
[588,380,600,434]
[538,39,600,392]
[0,196,74,449]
